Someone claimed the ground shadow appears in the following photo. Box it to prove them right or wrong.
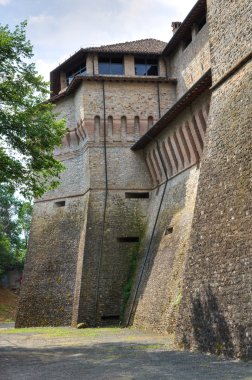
[183,285,248,359]
[1,341,252,380]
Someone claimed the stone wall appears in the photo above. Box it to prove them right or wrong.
[169,22,211,99]
[126,91,210,332]
[16,74,161,327]
[83,80,176,127]
[176,0,252,359]
[129,166,200,331]
[16,193,89,327]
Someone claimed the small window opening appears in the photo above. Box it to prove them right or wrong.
[101,315,120,321]
[197,16,206,33]
[125,192,149,199]
[54,200,65,208]
[183,34,192,50]
[117,237,139,243]
[165,226,173,235]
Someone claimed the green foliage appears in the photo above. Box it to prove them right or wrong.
[121,243,140,318]
[0,185,32,276]
[0,21,66,198]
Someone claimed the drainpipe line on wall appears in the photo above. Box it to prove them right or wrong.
[126,137,169,326]
[92,53,95,75]
[94,80,109,323]
[157,82,161,119]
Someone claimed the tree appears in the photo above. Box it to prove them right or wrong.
[0,185,32,277]
[0,21,66,198]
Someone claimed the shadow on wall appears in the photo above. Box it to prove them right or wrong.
[182,285,249,358]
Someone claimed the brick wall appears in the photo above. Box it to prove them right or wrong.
[16,74,164,327]
[169,22,211,99]
[126,91,210,331]
[129,166,200,331]
[16,194,89,327]
[176,0,252,359]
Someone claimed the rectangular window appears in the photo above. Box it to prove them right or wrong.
[135,57,158,76]
[125,192,149,199]
[197,16,206,33]
[117,237,139,243]
[101,315,120,321]
[183,34,192,50]
[98,56,124,75]
[54,200,65,208]
[66,64,87,85]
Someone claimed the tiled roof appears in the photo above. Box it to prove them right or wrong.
[53,39,167,73]
[83,38,167,55]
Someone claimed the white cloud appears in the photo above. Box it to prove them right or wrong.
[26,0,197,74]
[0,0,10,5]
[29,14,54,25]
[35,56,68,82]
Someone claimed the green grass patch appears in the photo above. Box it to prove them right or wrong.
[0,326,122,338]
[125,344,165,350]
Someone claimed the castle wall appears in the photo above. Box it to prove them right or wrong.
[129,166,200,331]
[176,0,252,359]
[17,74,164,327]
[82,80,176,125]
[75,145,152,325]
[126,91,210,331]
[16,193,89,327]
[76,188,150,325]
[169,22,211,99]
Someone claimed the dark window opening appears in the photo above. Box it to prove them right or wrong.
[197,16,206,33]
[101,315,120,321]
[54,200,65,208]
[165,226,173,235]
[117,237,139,243]
[66,64,87,85]
[135,57,158,76]
[183,34,192,50]
[125,192,149,199]
[99,56,124,75]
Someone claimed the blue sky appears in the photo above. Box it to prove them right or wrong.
[1,0,196,81]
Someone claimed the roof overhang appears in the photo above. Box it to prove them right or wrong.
[131,69,212,151]
[163,0,207,56]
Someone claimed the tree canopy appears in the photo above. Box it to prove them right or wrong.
[0,185,32,276]
[0,21,66,198]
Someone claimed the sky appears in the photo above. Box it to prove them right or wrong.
[1,0,197,81]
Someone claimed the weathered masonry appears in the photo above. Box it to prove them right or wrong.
[16,0,252,359]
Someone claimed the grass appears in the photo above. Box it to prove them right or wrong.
[0,326,122,338]
[125,344,165,350]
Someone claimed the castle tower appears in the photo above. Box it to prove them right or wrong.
[16,39,177,327]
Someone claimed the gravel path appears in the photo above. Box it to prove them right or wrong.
[0,325,251,379]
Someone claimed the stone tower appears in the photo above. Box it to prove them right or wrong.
[16,0,252,360]
[16,39,177,327]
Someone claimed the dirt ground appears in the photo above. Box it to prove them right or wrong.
[0,287,17,322]
[0,326,252,380]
